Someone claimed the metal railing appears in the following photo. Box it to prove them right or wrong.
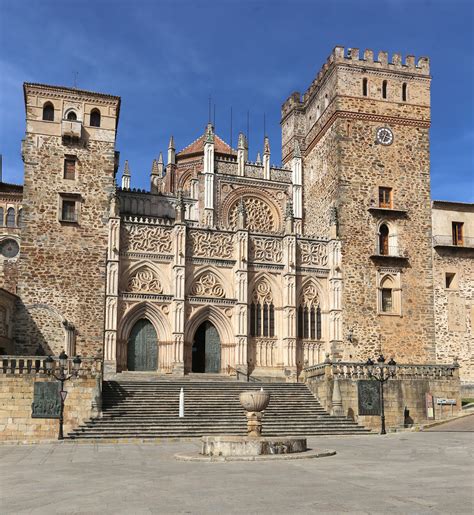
[226,365,261,383]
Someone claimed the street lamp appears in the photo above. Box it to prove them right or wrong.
[45,352,82,440]
[365,354,397,435]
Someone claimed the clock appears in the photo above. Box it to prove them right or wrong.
[376,127,394,145]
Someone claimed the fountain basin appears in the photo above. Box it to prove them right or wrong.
[239,390,271,412]
[201,435,307,457]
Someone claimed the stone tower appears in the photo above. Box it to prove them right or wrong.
[16,83,120,357]
[281,46,435,362]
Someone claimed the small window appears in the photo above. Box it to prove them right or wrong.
[452,222,464,246]
[324,94,329,108]
[445,272,457,289]
[42,102,54,121]
[60,199,77,223]
[90,109,101,127]
[381,288,393,312]
[362,78,368,97]
[0,208,4,226]
[6,208,15,227]
[379,187,393,208]
[64,158,76,180]
[379,224,389,255]
[402,83,407,102]
[382,80,388,99]
[66,111,77,121]
[316,105,320,119]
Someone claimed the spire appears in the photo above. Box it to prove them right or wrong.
[256,152,262,164]
[168,136,175,165]
[285,198,294,234]
[205,122,214,144]
[150,158,162,194]
[237,132,246,176]
[157,152,164,176]
[175,189,186,223]
[121,160,131,189]
[293,139,301,159]
[263,136,270,180]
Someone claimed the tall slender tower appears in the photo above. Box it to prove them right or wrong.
[281,47,435,362]
[17,83,120,357]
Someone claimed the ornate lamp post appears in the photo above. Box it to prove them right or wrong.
[365,354,397,435]
[44,351,82,440]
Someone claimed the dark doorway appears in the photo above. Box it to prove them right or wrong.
[127,319,158,371]
[192,321,221,373]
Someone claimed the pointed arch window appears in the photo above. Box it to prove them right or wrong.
[379,224,389,255]
[90,109,101,127]
[382,80,388,99]
[250,279,275,337]
[6,208,15,227]
[42,102,54,121]
[297,283,321,340]
[17,208,23,228]
[66,111,77,121]
[380,276,394,313]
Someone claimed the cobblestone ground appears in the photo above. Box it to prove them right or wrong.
[0,430,472,514]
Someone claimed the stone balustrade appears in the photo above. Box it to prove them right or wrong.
[0,355,101,377]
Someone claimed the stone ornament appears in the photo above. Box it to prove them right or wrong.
[253,279,273,303]
[249,236,283,263]
[190,272,225,298]
[299,241,328,267]
[127,268,163,293]
[188,230,234,259]
[302,283,320,306]
[229,196,276,233]
[122,224,173,254]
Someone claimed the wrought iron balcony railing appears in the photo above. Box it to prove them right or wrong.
[433,235,474,248]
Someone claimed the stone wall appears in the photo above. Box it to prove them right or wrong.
[305,362,461,430]
[0,357,101,441]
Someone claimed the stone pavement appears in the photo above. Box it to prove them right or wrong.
[426,413,474,432]
[0,432,473,514]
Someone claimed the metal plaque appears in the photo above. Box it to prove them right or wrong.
[32,382,61,419]
[358,380,381,416]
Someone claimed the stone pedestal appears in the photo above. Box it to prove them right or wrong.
[201,436,307,457]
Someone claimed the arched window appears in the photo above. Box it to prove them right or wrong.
[380,276,394,313]
[362,78,368,97]
[42,102,54,121]
[297,283,321,340]
[66,111,77,121]
[379,224,389,255]
[382,80,388,99]
[90,109,101,127]
[316,105,320,119]
[6,208,15,227]
[402,83,407,102]
[250,279,275,337]
[0,208,4,226]
[17,209,23,228]
[324,94,329,108]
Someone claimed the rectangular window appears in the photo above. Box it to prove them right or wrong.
[445,272,457,289]
[64,158,76,180]
[452,222,464,246]
[381,289,393,312]
[378,187,393,208]
[61,200,76,222]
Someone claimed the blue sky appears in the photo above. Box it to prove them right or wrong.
[1,0,473,201]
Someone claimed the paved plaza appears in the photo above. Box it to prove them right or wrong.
[1,420,473,515]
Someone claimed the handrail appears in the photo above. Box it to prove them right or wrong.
[226,365,262,383]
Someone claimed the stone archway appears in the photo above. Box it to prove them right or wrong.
[127,318,158,371]
[192,321,221,373]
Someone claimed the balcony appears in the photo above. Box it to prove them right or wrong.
[370,244,409,261]
[433,235,474,255]
[368,203,408,217]
[61,119,82,140]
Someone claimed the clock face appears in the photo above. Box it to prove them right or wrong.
[376,127,394,145]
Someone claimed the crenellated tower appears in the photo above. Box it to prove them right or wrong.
[281,46,435,362]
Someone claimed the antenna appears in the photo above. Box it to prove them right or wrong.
[247,110,250,148]
[230,106,233,153]
[73,72,79,89]
[213,104,216,129]
[208,96,211,124]
[263,112,266,138]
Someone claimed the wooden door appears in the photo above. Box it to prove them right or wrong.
[204,322,221,373]
[127,319,158,371]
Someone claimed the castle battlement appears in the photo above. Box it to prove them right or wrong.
[282,45,430,116]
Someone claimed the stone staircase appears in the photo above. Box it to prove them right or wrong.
[68,379,371,439]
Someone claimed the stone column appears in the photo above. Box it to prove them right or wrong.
[328,238,343,358]
[104,201,120,376]
[203,123,215,226]
[291,140,303,234]
[282,230,297,376]
[234,227,249,368]
[172,220,186,374]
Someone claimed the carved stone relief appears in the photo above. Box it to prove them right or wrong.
[229,197,276,233]
[299,241,328,267]
[249,236,283,263]
[127,268,163,293]
[190,272,225,298]
[188,230,234,259]
[122,224,173,253]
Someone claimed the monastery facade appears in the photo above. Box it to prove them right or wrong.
[0,46,472,388]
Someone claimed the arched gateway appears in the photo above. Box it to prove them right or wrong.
[192,321,221,373]
[127,319,158,371]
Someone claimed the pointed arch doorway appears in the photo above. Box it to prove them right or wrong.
[127,319,158,371]
[192,321,221,373]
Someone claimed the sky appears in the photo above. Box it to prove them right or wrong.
[0,0,473,201]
